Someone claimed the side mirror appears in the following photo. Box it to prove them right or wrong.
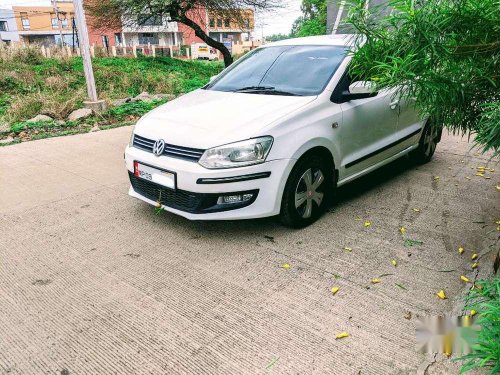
[342,81,378,101]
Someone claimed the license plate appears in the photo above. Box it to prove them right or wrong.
[134,161,175,189]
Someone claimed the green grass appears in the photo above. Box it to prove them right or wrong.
[0,51,223,124]
[457,277,500,374]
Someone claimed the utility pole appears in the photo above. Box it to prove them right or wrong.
[73,0,105,110]
[52,0,65,46]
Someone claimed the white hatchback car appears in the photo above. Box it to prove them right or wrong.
[125,34,441,227]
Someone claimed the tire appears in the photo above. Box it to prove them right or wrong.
[279,154,334,228]
[410,120,442,164]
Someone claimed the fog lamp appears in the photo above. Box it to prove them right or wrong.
[217,193,254,205]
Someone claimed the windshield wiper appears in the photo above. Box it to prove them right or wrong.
[233,86,301,96]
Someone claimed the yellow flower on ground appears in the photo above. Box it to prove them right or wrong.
[331,287,340,295]
[364,221,371,228]
[436,290,447,299]
[280,264,290,269]
[475,173,484,177]
[335,332,349,339]
[399,227,407,235]
[458,247,465,254]
[471,263,478,269]
[496,185,500,190]
[412,208,421,213]
[461,275,471,283]
[495,220,500,225]
[471,253,478,260]
[371,278,381,284]
[344,247,352,252]
[433,176,440,180]
[470,310,477,316]
[466,176,471,180]
[391,259,397,267]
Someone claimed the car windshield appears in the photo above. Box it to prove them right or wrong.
[206,45,347,96]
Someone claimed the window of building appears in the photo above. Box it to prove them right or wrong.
[0,20,7,31]
[61,17,68,28]
[137,14,162,26]
[51,13,59,28]
[138,32,159,45]
[216,18,222,27]
[209,18,215,28]
[224,19,230,27]
[20,12,30,29]
[114,33,122,45]
[243,18,250,28]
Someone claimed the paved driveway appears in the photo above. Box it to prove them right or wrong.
[0,128,498,374]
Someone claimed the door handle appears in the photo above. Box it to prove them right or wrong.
[390,100,399,110]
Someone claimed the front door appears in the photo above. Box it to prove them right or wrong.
[332,74,399,182]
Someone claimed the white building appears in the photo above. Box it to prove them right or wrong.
[121,14,182,46]
[0,7,20,45]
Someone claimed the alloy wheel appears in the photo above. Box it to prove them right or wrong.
[294,168,325,219]
[424,125,438,157]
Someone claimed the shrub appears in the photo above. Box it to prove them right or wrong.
[458,277,500,374]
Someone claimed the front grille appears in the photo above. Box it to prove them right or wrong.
[129,172,205,213]
[133,134,205,162]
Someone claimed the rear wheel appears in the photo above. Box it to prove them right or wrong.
[279,154,334,228]
[410,120,442,164]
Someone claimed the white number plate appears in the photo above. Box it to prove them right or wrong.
[134,162,175,189]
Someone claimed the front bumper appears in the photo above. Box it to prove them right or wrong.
[125,145,295,220]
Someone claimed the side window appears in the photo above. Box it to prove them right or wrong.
[330,72,352,103]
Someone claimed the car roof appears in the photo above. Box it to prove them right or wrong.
[262,34,357,48]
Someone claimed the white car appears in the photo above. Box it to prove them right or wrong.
[125,34,441,227]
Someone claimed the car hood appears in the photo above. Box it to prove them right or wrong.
[134,89,317,149]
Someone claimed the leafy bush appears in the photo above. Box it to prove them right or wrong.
[103,99,167,120]
[346,0,499,155]
[458,277,500,374]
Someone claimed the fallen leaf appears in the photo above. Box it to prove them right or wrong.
[458,247,465,254]
[404,311,412,320]
[433,176,440,180]
[465,176,471,180]
[364,221,371,228]
[265,356,280,370]
[436,290,447,299]
[404,239,423,247]
[395,283,407,290]
[399,227,407,235]
[496,220,500,225]
[461,275,471,283]
[280,264,290,269]
[335,331,349,339]
[391,259,397,267]
[475,173,484,177]
[496,185,500,190]
[412,208,421,213]
[371,278,381,284]
[331,287,340,295]
[344,247,352,252]
[471,263,478,269]
[471,253,478,260]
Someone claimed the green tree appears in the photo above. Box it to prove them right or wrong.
[292,0,327,37]
[265,33,291,42]
[345,0,499,155]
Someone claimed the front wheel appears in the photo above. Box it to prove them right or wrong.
[279,155,334,228]
[410,120,442,164]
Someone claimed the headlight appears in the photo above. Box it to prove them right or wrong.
[199,136,273,169]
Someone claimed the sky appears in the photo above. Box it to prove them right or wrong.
[0,0,303,37]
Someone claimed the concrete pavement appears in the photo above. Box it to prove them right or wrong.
[0,128,498,374]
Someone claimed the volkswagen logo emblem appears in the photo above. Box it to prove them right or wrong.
[152,139,165,156]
